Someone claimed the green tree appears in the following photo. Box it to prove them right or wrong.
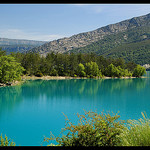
[0,56,25,83]
[104,63,116,77]
[21,52,40,75]
[76,63,86,77]
[113,58,126,69]
[85,61,101,77]
[45,52,56,75]
[125,61,137,72]
[132,65,146,77]
[69,53,78,76]
[104,63,132,78]
[77,53,85,64]
[116,66,132,77]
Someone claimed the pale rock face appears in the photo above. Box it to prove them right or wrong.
[31,13,150,55]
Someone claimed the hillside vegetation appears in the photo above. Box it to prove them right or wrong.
[68,26,150,65]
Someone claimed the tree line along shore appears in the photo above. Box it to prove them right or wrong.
[0,48,146,86]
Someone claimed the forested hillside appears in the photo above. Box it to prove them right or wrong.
[68,26,150,65]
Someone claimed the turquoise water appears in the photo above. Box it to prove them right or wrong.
[0,72,150,146]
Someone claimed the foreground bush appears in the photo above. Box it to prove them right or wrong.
[0,134,15,146]
[1,111,150,146]
[118,112,150,146]
[44,111,125,146]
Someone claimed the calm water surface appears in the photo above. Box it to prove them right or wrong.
[0,72,150,146]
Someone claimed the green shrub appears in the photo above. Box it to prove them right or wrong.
[85,61,100,77]
[76,63,86,77]
[118,112,150,146]
[44,111,125,146]
[132,65,146,77]
[0,134,15,146]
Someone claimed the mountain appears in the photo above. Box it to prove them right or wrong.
[31,13,150,59]
[68,25,150,65]
[0,38,46,53]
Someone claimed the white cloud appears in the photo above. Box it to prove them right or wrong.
[0,28,65,41]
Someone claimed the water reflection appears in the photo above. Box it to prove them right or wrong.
[20,78,147,100]
[0,77,148,116]
[0,73,150,145]
[19,77,149,119]
[0,85,23,117]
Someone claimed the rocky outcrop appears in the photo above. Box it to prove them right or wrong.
[31,13,150,56]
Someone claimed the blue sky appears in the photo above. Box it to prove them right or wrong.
[0,4,150,41]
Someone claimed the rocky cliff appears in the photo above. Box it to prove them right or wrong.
[31,13,150,56]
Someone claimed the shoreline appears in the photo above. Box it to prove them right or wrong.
[21,75,147,80]
[0,80,24,87]
[0,75,147,87]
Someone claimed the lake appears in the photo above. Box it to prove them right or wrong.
[0,72,150,146]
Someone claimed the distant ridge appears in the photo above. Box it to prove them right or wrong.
[0,38,46,45]
[0,38,46,53]
[31,13,150,56]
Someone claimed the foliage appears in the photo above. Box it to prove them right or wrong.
[21,52,40,75]
[76,63,86,77]
[104,64,132,78]
[125,61,137,72]
[69,26,150,65]
[1,51,143,79]
[35,71,43,77]
[44,111,125,146]
[132,65,146,77]
[0,134,16,146]
[118,112,150,146]
[85,61,102,78]
[0,55,25,83]
[0,48,6,56]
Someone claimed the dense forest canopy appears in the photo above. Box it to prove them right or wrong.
[1,47,146,81]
